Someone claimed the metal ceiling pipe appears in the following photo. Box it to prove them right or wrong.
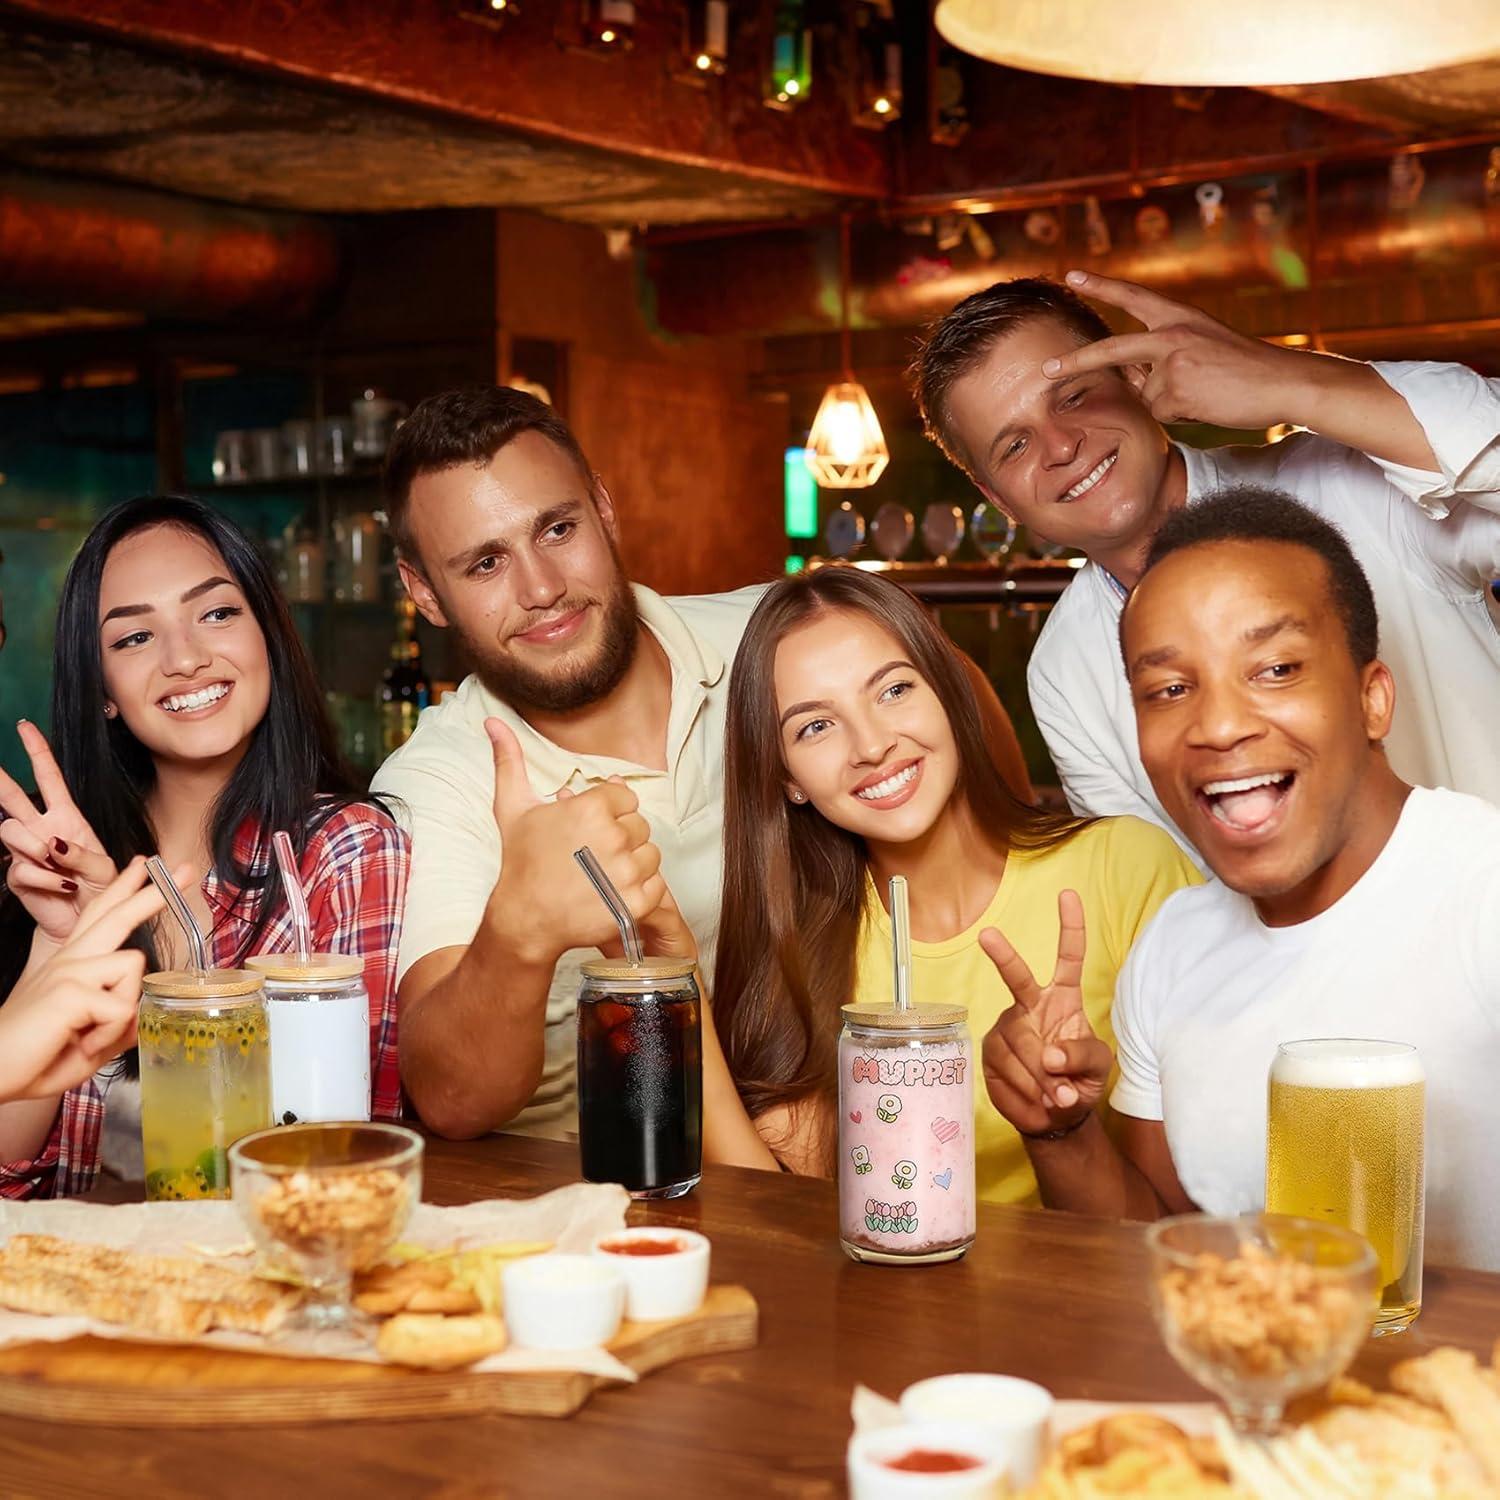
[0,172,343,323]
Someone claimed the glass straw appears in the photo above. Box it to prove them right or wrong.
[890,874,912,1012]
[272,830,313,963]
[573,846,643,965]
[145,856,208,978]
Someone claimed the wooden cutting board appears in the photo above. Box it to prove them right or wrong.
[0,1284,757,1425]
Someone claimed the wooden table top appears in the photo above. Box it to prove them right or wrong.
[5,1133,1500,1499]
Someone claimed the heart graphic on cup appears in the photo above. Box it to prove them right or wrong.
[932,1168,953,1190]
[931,1116,960,1145]
[849,1110,862,1124]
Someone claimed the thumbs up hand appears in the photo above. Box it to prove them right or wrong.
[482,718,669,967]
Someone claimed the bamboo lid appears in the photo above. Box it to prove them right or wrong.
[840,1001,968,1030]
[143,969,264,1001]
[580,957,698,982]
[245,953,365,983]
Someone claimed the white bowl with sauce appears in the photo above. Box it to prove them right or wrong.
[898,1374,1053,1486]
[501,1254,626,1350]
[847,1422,1009,1500]
[592,1227,710,1321]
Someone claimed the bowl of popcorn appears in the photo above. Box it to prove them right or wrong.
[1145,1213,1378,1434]
[229,1122,423,1329]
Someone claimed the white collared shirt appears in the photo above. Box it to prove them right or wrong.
[371,582,767,1139]
[1026,361,1500,863]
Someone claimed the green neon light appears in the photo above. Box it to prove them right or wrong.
[784,447,819,538]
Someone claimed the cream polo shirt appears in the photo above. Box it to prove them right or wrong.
[371,583,767,1140]
[1027,361,1500,864]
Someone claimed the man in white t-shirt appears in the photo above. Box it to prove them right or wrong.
[977,487,1500,1271]
[913,273,1500,861]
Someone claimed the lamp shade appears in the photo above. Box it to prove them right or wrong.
[934,0,1500,87]
[805,380,890,489]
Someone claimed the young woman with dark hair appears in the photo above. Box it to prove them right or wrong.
[711,567,1198,1200]
[0,496,408,1198]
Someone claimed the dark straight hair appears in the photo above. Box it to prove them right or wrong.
[0,495,369,1004]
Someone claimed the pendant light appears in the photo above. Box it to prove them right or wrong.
[934,0,1500,88]
[805,215,889,490]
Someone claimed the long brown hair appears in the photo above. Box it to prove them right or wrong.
[713,567,1088,1161]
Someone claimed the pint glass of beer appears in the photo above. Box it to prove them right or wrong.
[1265,1039,1425,1334]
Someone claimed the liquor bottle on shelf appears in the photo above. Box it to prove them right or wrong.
[379,595,431,754]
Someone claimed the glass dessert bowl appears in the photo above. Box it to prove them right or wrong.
[229,1121,423,1329]
[1146,1212,1378,1434]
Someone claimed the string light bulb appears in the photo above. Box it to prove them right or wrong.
[686,1,729,76]
[805,217,889,490]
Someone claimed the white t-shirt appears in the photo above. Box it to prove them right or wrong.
[1028,361,1500,863]
[370,583,766,1140]
[1111,787,1500,1272]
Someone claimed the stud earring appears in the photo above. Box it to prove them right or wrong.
[103,703,118,719]
[789,789,807,804]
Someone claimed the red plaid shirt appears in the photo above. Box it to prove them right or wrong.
[0,802,409,1199]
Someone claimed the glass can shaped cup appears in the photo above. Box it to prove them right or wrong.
[1265,1038,1426,1334]
[576,958,703,1200]
[244,953,371,1127]
[138,970,274,1201]
[839,1002,976,1265]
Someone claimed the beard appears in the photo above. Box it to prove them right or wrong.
[457,572,641,715]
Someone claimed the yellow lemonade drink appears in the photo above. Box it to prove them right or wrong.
[139,971,273,1201]
[1266,1039,1425,1334]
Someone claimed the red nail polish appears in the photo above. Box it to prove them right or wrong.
[61,880,78,893]
[53,838,69,855]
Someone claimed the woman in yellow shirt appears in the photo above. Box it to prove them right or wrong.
[712,567,1197,1202]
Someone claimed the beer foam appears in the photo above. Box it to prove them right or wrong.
[1274,1038,1424,1089]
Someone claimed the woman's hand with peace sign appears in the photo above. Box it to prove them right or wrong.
[978,889,1113,1139]
[0,720,119,946]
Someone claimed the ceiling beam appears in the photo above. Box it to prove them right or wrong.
[0,0,890,202]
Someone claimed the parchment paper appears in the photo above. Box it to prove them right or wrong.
[0,1182,638,1380]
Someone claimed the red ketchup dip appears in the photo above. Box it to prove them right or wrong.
[599,1236,687,1257]
[880,1449,982,1473]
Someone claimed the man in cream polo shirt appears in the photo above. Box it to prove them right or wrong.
[370,387,766,1143]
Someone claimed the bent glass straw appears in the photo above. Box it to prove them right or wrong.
[890,874,912,1012]
[272,830,313,963]
[574,846,643,965]
[145,855,208,977]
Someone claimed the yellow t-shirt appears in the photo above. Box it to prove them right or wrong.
[852,816,1200,1206]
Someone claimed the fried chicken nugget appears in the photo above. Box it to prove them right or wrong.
[375,1312,508,1371]
[354,1260,480,1316]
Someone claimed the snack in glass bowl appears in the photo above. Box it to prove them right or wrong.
[229,1122,423,1329]
[1146,1212,1377,1434]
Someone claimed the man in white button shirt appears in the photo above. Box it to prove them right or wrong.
[913,273,1500,861]
[977,488,1500,1270]
[373,386,1032,1143]
[371,388,772,1142]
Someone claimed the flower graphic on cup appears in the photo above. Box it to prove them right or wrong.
[851,1144,873,1176]
[876,1094,902,1123]
[892,1159,917,1190]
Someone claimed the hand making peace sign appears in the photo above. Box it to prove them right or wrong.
[978,889,1113,1139]
[1044,270,1309,432]
[0,721,119,946]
